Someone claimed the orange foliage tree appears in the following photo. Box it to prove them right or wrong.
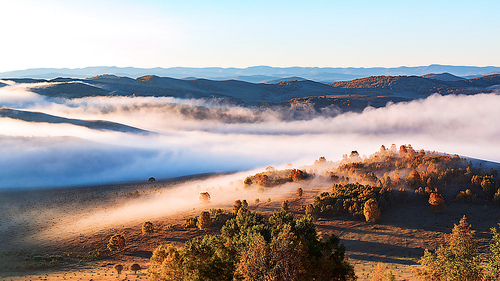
[363,198,381,223]
[429,192,445,213]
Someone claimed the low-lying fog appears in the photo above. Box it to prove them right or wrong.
[0,80,499,189]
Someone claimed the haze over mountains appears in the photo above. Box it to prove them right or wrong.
[1,64,499,83]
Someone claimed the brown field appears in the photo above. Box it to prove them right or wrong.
[1,176,500,281]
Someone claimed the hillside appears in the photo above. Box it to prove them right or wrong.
[1,145,500,280]
[4,73,497,119]
[422,72,464,81]
[328,74,499,98]
[0,108,150,134]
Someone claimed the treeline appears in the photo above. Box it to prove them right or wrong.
[244,167,309,191]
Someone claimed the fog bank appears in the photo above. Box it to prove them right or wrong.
[0,81,498,189]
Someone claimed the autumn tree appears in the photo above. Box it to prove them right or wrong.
[142,221,154,236]
[296,187,303,198]
[406,170,421,187]
[281,200,289,212]
[428,192,445,213]
[241,199,248,209]
[233,199,242,213]
[197,211,211,230]
[415,216,482,280]
[199,192,211,204]
[107,234,126,251]
[363,198,381,223]
[489,226,500,279]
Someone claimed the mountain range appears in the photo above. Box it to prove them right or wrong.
[1,65,499,83]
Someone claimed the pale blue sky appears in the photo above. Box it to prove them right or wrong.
[1,0,499,72]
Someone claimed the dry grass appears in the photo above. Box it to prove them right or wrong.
[1,178,500,281]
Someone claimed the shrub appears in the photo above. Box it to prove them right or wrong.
[142,221,154,236]
[363,198,380,223]
[183,217,197,228]
[197,211,211,230]
[107,234,126,252]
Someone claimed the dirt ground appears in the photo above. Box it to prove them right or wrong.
[1,177,500,281]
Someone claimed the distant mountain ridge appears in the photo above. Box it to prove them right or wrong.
[1,64,499,83]
[5,73,499,114]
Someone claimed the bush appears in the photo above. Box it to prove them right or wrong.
[142,221,154,236]
[107,234,126,252]
[183,217,197,228]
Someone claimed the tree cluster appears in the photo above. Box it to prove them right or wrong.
[149,209,356,281]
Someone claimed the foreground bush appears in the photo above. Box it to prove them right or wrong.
[149,210,356,281]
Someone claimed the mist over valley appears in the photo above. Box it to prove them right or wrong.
[0,71,499,189]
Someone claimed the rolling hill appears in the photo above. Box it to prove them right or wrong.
[0,108,150,134]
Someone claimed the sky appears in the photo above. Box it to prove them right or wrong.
[1,0,499,72]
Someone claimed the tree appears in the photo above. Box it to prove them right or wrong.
[142,221,154,236]
[406,170,421,187]
[233,199,242,213]
[114,264,123,275]
[305,203,318,219]
[197,211,211,230]
[281,200,289,212]
[428,192,445,213]
[129,263,141,274]
[363,198,380,223]
[296,187,303,198]
[241,199,248,209]
[490,226,500,279]
[199,192,211,204]
[107,234,126,251]
[415,216,483,280]
[149,210,356,281]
